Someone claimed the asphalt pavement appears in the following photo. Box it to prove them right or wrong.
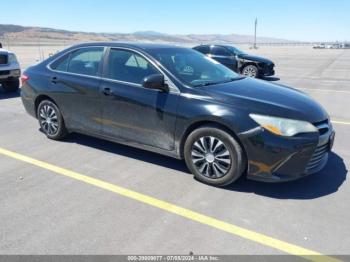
[0,47,349,258]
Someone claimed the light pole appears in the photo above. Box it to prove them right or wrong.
[254,18,257,49]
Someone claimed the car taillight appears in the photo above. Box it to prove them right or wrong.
[21,74,29,85]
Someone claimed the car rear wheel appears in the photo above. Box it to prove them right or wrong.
[2,78,19,92]
[242,64,259,78]
[37,100,68,140]
[184,126,245,186]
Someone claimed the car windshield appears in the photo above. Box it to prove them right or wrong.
[226,46,246,55]
[8,53,18,64]
[147,47,241,87]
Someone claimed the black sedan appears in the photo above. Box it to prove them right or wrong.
[193,44,275,78]
[21,42,334,186]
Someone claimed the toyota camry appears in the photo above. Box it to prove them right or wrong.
[21,42,335,186]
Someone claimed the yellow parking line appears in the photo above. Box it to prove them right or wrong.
[332,120,350,125]
[0,147,342,262]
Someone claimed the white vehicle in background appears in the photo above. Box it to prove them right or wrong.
[313,43,326,49]
[0,45,21,92]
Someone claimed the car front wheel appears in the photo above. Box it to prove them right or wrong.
[37,100,68,140]
[242,64,259,78]
[184,126,245,186]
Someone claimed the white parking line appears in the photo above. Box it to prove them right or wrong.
[301,88,350,94]
[332,120,350,125]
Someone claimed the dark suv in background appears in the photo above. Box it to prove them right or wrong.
[0,46,21,92]
[193,44,275,78]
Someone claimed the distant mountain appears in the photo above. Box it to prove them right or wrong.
[133,31,168,37]
[0,24,293,45]
[0,24,27,35]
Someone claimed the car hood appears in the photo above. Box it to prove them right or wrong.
[202,77,328,123]
[238,53,273,65]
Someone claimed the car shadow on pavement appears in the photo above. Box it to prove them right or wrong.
[226,152,347,199]
[63,133,189,173]
[262,76,280,82]
[60,133,346,199]
[0,88,20,100]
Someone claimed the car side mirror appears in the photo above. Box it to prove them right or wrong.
[142,74,169,92]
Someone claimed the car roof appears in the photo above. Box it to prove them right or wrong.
[71,42,185,51]
[195,44,234,48]
[0,48,13,54]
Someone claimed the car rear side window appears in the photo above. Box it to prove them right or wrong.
[211,46,231,56]
[106,49,159,84]
[67,48,104,76]
[50,47,104,77]
[51,53,70,72]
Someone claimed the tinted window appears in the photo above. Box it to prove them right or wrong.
[51,47,104,76]
[51,53,70,72]
[147,48,240,87]
[211,46,231,56]
[194,45,210,54]
[0,54,8,65]
[107,49,159,84]
[225,46,246,55]
[8,53,18,64]
[67,48,104,76]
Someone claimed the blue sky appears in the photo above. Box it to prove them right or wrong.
[0,0,349,41]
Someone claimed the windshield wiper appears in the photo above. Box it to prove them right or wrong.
[193,77,244,87]
[193,81,219,87]
[218,77,245,84]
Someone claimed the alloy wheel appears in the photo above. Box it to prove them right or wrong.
[242,65,257,77]
[39,104,59,136]
[191,136,232,178]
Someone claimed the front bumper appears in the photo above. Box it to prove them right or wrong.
[0,69,21,81]
[240,120,335,182]
[259,64,275,76]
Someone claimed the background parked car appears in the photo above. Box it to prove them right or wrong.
[0,45,21,92]
[313,43,326,49]
[193,44,275,78]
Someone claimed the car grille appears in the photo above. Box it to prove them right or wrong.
[0,70,10,76]
[305,143,328,172]
[0,54,8,65]
[264,64,274,70]
[305,119,330,172]
[262,64,275,74]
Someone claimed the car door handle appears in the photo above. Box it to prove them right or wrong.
[102,87,114,96]
[51,77,58,84]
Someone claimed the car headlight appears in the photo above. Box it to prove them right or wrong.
[12,69,21,76]
[249,114,318,136]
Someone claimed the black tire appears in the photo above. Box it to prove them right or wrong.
[2,78,19,92]
[184,125,245,187]
[241,64,259,78]
[37,100,68,140]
